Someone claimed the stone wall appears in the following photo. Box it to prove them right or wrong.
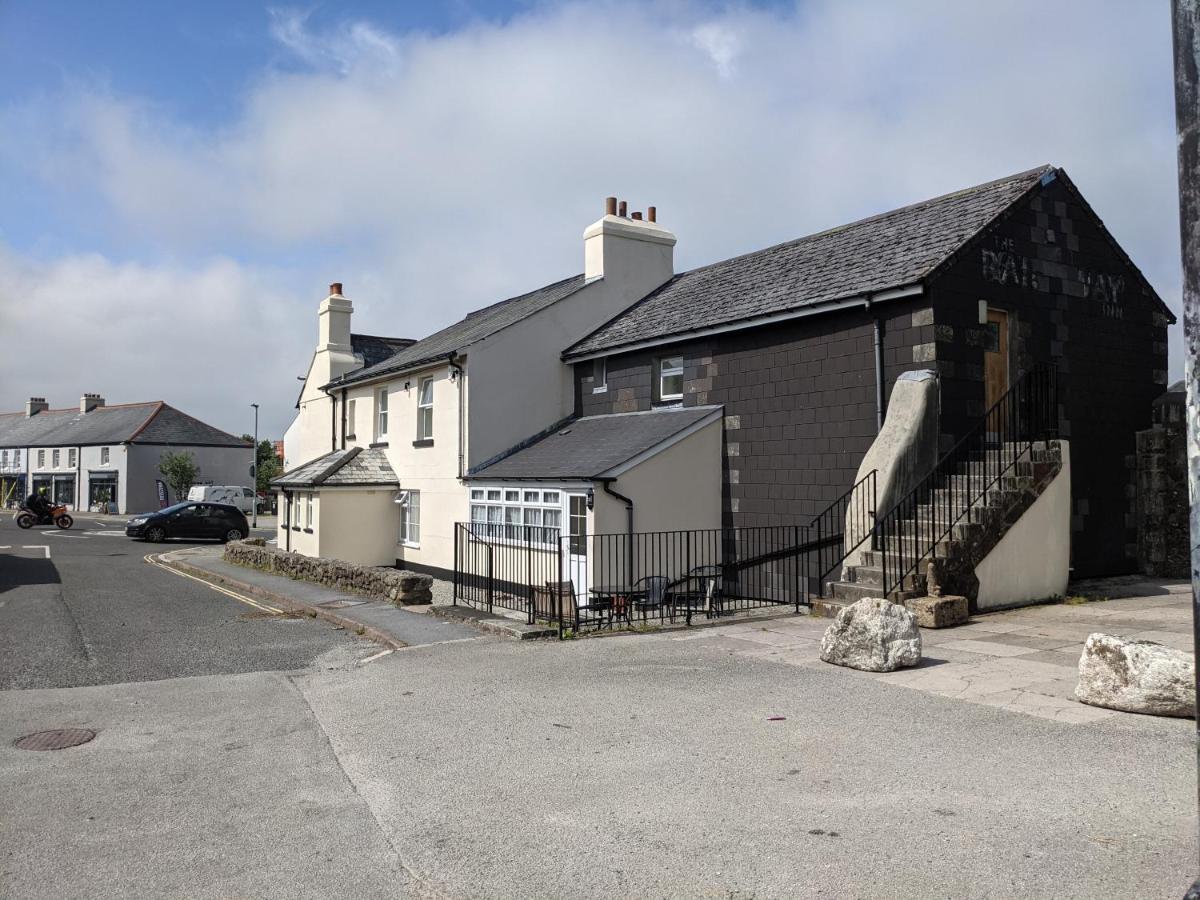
[224,539,433,605]
[1136,424,1189,578]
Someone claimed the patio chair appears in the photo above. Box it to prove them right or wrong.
[538,580,609,631]
[668,565,724,623]
[628,575,672,622]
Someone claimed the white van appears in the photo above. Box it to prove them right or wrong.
[187,485,255,514]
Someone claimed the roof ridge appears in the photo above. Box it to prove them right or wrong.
[674,164,1053,283]
[126,401,167,442]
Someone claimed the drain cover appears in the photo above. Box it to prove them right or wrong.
[14,728,96,751]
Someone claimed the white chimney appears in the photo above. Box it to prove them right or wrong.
[80,393,105,413]
[25,397,48,417]
[318,281,353,351]
[584,198,676,293]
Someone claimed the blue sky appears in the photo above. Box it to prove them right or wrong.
[0,1,1183,438]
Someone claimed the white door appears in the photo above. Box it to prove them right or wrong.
[563,492,589,599]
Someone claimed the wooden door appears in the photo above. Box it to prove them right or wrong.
[984,308,1009,412]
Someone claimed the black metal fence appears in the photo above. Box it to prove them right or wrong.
[874,364,1058,597]
[452,469,877,635]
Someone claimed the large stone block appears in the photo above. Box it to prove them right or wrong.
[1075,632,1195,718]
[905,595,968,629]
[820,598,922,672]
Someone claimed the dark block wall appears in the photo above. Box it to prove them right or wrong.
[929,175,1170,577]
[576,298,933,528]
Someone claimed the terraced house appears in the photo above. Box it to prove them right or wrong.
[0,395,251,513]
[276,165,1171,614]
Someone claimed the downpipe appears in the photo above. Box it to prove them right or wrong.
[600,479,635,589]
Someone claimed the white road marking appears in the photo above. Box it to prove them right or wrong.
[21,546,50,558]
[359,648,395,665]
[144,553,282,615]
[0,545,10,550]
[44,531,87,539]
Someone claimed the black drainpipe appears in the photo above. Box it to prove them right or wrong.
[864,295,885,433]
[329,392,338,453]
[340,388,348,449]
[448,353,465,479]
[600,478,634,587]
[283,489,293,551]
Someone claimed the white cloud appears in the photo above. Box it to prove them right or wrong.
[0,0,1185,435]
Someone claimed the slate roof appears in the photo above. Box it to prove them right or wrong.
[0,402,249,449]
[469,406,722,480]
[352,333,416,370]
[565,166,1056,358]
[327,274,587,389]
[271,446,398,488]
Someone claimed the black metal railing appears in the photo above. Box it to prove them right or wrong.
[874,365,1058,598]
[809,469,876,588]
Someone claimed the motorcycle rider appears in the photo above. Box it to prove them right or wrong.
[24,488,52,520]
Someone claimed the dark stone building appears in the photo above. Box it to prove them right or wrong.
[564,166,1173,578]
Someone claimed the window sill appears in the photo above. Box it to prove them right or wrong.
[291,525,302,531]
[592,386,608,394]
[653,399,684,409]
[370,441,389,449]
[401,541,420,550]
[346,434,356,441]
[303,528,314,534]
[412,439,434,448]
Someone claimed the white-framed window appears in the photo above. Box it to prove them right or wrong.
[280,493,289,527]
[591,357,607,393]
[37,450,45,468]
[398,490,421,546]
[100,447,110,465]
[52,449,61,468]
[68,449,77,468]
[376,388,389,441]
[417,377,434,441]
[469,486,563,543]
[346,398,357,439]
[657,355,683,401]
[305,492,314,529]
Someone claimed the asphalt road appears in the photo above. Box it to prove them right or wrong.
[0,513,370,690]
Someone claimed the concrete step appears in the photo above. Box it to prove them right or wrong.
[825,580,922,605]
[841,564,924,591]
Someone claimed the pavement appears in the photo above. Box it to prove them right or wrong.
[160,544,485,650]
[1,519,1195,898]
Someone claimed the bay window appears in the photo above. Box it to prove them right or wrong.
[469,487,562,542]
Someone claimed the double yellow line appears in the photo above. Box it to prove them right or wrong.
[144,552,283,616]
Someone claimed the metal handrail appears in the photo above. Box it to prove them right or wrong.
[874,364,1058,597]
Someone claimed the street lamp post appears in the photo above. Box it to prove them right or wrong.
[250,403,259,529]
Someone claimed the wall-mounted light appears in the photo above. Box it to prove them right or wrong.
[404,380,411,391]
[586,488,594,511]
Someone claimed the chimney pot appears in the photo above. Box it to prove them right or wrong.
[648,206,657,223]
[605,197,617,216]
[329,282,343,296]
[631,211,643,221]
[618,200,627,218]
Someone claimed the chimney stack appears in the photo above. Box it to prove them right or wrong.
[318,280,353,352]
[25,397,48,418]
[584,196,676,287]
[80,393,105,413]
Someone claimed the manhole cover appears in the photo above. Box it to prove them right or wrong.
[14,728,96,751]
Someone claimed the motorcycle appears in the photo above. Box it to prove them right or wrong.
[16,503,73,530]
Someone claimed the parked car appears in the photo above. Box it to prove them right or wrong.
[126,502,249,543]
[186,485,255,514]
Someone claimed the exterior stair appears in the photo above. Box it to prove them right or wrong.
[814,440,1062,618]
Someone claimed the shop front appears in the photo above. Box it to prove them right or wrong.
[88,471,119,513]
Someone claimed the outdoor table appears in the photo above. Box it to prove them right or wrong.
[588,586,638,627]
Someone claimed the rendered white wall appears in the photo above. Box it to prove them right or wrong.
[973,442,1072,611]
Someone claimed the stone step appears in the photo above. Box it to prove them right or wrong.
[841,564,925,591]
[825,580,922,605]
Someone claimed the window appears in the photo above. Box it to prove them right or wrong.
[417,377,434,441]
[591,357,607,393]
[346,398,357,438]
[657,356,684,401]
[376,388,389,441]
[568,494,588,555]
[1,451,7,467]
[100,447,110,465]
[470,487,563,543]
[68,449,77,468]
[52,449,60,468]
[398,490,421,545]
[305,492,314,529]
[37,450,45,468]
